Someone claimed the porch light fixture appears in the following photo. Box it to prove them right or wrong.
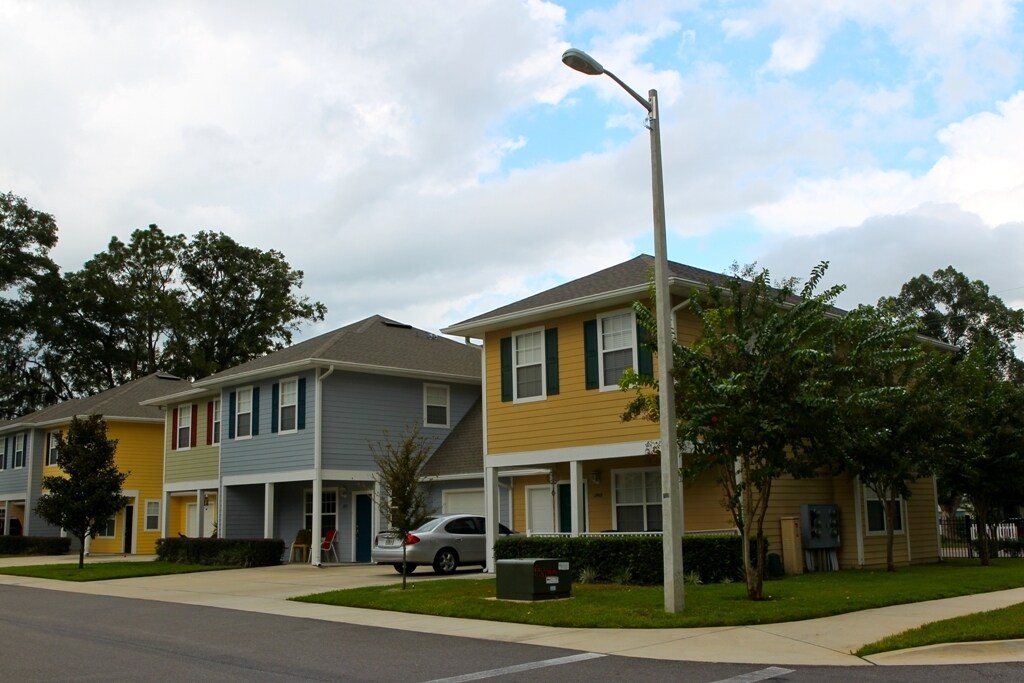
[562,47,685,613]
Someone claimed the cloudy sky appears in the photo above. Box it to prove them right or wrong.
[2,0,1022,339]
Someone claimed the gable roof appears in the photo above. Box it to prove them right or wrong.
[420,399,482,478]
[442,254,730,337]
[0,373,188,432]
[194,315,480,388]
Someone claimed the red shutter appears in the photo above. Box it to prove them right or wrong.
[206,401,214,445]
[171,408,178,450]
[190,404,198,448]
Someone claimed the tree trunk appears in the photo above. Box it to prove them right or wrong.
[77,534,86,569]
[976,509,991,566]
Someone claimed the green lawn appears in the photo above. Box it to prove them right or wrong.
[293,559,1024,629]
[857,601,1024,656]
[0,561,231,582]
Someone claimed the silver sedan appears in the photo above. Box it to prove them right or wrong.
[371,514,516,574]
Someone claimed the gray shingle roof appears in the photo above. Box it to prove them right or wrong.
[420,399,482,478]
[0,373,188,431]
[443,255,729,335]
[196,315,480,387]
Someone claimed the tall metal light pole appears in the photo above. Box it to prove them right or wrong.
[562,48,684,612]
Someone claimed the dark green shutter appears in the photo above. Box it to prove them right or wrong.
[251,387,260,435]
[297,377,307,429]
[545,328,559,395]
[271,383,280,433]
[584,320,598,389]
[228,391,236,439]
[637,322,654,377]
[500,337,513,402]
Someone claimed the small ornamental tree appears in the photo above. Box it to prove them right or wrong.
[34,414,129,568]
[370,427,434,588]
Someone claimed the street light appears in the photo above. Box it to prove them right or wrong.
[562,48,684,612]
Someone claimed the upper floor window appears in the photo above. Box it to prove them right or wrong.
[13,433,25,469]
[211,399,221,444]
[599,311,636,388]
[424,384,450,427]
[513,328,544,401]
[279,379,298,432]
[865,487,904,534]
[236,388,253,438]
[176,404,192,450]
[46,432,60,466]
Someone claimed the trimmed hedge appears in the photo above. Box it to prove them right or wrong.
[495,534,752,584]
[0,535,72,556]
[156,537,285,567]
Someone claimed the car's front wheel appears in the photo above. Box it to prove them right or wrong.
[393,563,417,575]
[432,548,459,574]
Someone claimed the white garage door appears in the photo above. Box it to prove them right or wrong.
[442,489,484,515]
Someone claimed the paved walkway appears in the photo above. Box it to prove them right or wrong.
[1,554,1022,666]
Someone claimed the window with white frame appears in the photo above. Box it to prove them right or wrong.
[424,384,450,427]
[513,328,544,400]
[865,487,904,534]
[13,434,25,469]
[236,388,253,438]
[177,404,192,450]
[599,312,635,388]
[212,398,221,444]
[144,501,160,531]
[613,469,662,532]
[98,515,116,538]
[279,379,298,432]
[46,432,60,466]
[304,490,338,534]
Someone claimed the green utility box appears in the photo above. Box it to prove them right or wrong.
[495,558,571,601]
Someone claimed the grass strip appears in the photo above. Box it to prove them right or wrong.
[856,601,1024,656]
[293,559,1024,629]
[0,561,231,582]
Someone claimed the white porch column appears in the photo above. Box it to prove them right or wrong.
[195,489,205,538]
[311,478,322,565]
[569,460,584,536]
[162,491,172,538]
[484,465,500,573]
[263,483,275,538]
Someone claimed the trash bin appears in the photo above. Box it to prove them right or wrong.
[496,558,571,600]
[767,552,785,579]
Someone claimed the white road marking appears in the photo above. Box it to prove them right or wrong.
[421,652,607,682]
[709,666,797,683]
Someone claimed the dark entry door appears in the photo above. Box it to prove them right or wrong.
[123,505,134,553]
[355,495,372,562]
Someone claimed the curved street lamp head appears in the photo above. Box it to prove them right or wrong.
[561,48,604,76]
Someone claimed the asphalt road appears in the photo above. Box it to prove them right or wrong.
[1,585,1020,682]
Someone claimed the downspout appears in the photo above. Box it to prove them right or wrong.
[670,298,692,341]
[311,364,335,566]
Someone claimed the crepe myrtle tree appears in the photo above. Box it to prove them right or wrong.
[622,263,845,601]
[34,415,129,569]
[370,426,434,588]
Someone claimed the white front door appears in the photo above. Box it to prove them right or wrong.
[526,485,556,534]
[186,503,217,537]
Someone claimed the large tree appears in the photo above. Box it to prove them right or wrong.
[370,427,434,588]
[34,415,129,569]
[623,263,845,600]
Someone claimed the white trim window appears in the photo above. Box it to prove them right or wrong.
[13,434,25,469]
[279,378,298,433]
[212,399,221,444]
[177,404,192,451]
[424,384,450,427]
[865,487,904,535]
[144,500,160,532]
[98,515,117,538]
[304,489,338,533]
[513,328,545,401]
[599,311,636,389]
[46,432,60,466]
[236,387,253,439]
[613,468,662,532]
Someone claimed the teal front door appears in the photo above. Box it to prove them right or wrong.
[355,494,372,562]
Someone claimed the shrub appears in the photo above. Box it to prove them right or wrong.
[494,534,751,585]
[155,537,284,567]
[0,535,71,556]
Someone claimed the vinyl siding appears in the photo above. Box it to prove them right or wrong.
[164,401,220,483]
[223,484,265,538]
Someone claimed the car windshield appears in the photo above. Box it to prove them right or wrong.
[413,517,445,533]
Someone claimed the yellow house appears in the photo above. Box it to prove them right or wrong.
[442,255,941,573]
[0,373,188,554]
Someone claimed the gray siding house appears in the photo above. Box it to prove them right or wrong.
[186,315,484,564]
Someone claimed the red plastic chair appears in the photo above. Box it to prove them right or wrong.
[321,528,339,563]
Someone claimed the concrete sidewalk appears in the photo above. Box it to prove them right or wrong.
[1,555,1022,666]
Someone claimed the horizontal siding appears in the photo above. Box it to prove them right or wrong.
[485,306,702,455]
[907,477,940,564]
[322,371,479,471]
[109,421,165,554]
[164,403,219,483]
[224,484,265,538]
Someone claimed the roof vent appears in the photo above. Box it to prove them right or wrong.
[156,373,180,380]
[382,320,412,329]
